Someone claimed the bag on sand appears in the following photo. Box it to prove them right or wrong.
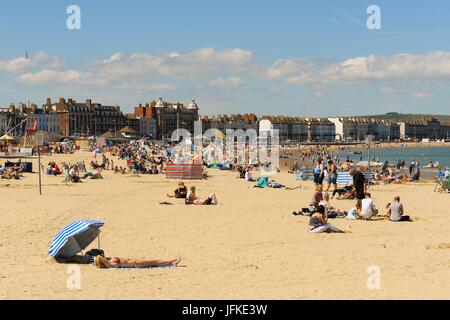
[83,249,105,264]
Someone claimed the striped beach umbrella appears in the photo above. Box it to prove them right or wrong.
[48,220,104,258]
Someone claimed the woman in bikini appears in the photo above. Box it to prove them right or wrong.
[94,255,181,269]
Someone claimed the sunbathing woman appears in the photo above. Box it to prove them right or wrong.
[94,255,181,269]
[185,186,218,205]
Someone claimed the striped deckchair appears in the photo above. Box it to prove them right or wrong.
[337,171,374,186]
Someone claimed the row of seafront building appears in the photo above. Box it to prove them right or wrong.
[202,114,450,142]
[0,97,199,140]
[1,97,449,142]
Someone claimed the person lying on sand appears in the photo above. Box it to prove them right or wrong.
[167,181,188,198]
[94,255,181,269]
[336,188,356,200]
[81,171,103,179]
[331,184,353,199]
[185,186,218,205]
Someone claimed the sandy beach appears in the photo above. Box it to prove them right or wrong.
[0,151,449,300]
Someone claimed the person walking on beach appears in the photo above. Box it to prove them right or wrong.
[349,168,366,200]
[325,160,338,192]
[313,159,325,188]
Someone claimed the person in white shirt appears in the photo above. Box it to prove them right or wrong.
[68,164,81,183]
[360,193,378,219]
[245,168,255,182]
[444,168,450,179]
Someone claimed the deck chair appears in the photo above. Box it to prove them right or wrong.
[441,180,450,193]
[435,178,450,193]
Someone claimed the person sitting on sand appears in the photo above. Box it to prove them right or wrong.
[319,192,346,218]
[94,255,181,269]
[167,181,188,198]
[360,193,378,220]
[54,164,62,175]
[310,185,323,211]
[69,164,82,183]
[309,205,344,234]
[386,196,410,222]
[1,167,20,180]
[46,163,54,175]
[185,186,218,205]
[245,167,255,182]
[347,199,362,220]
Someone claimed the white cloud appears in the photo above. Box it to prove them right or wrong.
[116,82,177,92]
[148,83,177,91]
[379,86,434,99]
[0,51,62,74]
[209,77,242,88]
[410,91,434,98]
[16,48,254,90]
[267,51,450,85]
[91,48,254,79]
[18,69,82,85]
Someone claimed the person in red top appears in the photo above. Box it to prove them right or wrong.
[54,165,61,175]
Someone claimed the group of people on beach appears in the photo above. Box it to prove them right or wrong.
[0,163,23,180]
[293,161,411,233]
[167,181,219,205]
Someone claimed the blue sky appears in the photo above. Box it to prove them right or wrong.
[1,0,450,116]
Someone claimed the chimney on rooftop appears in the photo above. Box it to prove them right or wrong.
[86,99,92,107]
[58,97,66,112]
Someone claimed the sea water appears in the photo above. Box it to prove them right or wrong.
[335,146,450,169]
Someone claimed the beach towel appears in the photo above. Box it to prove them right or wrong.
[104,265,176,270]
[255,176,269,188]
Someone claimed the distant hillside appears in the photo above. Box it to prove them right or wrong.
[352,113,450,121]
